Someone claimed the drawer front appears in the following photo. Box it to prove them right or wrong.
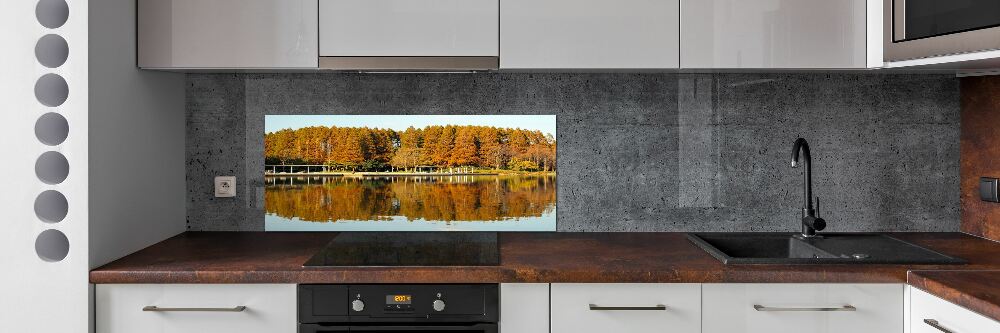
[703,283,903,333]
[910,287,1000,333]
[550,283,701,333]
[96,284,296,333]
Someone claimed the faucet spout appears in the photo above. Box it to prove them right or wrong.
[791,138,813,212]
[791,138,825,237]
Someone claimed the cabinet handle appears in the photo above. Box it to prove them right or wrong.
[142,306,247,312]
[588,304,667,311]
[753,305,856,312]
[923,319,955,333]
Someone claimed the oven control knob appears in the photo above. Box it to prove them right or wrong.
[432,299,446,312]
[351,299,365,312]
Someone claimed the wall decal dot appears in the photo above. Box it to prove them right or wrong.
[36,0,69,29]
[35,151,69,185]
[34,73,69,107]
[35,112,69,145]
[34,190,68,223]
[35,229,69,262]
[35,34,68,68]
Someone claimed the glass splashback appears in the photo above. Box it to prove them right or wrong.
[263,115,557,231]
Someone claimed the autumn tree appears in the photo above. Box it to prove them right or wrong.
[340,129,366,171]
[391,126,423,171]
[477,127,507,169]
[265,124,556,172]
[449,127,479,167]
[431,126,455,166]
[421,126,441,166]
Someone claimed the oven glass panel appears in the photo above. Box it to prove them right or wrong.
[903,0,1000,40]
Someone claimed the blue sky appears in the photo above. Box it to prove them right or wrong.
[265,115,556,137]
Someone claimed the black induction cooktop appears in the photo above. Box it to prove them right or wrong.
[303,232,500,267]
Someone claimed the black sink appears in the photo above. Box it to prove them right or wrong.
[687,233,966,265]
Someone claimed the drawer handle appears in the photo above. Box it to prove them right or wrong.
[589,304,667,311]
[142,306,247,312]
[923,319,954,333]
[753,305,856,312]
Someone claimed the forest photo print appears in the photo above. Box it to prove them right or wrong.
[264,115,557,231]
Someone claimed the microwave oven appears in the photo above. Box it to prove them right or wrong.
[885,0,1000,62]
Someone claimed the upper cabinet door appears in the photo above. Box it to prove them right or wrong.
[319,0,500,57]
[138,0,318,69]
[681,0,870,69]
[500,0,680,69]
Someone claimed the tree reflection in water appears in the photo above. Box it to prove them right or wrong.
[264,175,556,224]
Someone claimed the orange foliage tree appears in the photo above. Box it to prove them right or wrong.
[264,125,556,172]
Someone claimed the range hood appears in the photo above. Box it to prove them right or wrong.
[318,0,500,72]
[318,56,499,72]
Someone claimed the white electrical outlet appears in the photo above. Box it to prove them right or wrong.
[215,176,236,198]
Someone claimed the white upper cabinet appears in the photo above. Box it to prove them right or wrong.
[500,0,680,69]
[138,0,318,69]
[681,0,876,69]
[319,0,499,57]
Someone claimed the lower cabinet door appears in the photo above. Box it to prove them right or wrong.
[500,283,549,333]
[550,283,701,333]
[910,287,1000,333]
[702,283,903,333]
[96,284,297,333]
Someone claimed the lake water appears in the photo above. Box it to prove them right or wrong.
[264,174,556,231]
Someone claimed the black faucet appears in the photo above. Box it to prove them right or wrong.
[791,138,826,237]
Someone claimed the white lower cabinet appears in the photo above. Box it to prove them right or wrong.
[702,283,904,333]
[910,287,1000,333]
[95,282,1000,333]
[551,283,701,333]
[500,283,549,333]
[95,284,296,333]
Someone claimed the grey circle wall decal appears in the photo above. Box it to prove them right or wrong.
[36,0,69,29]
[35,112,69,145]
[34,73,69,107]
[35,151,69,185]
[35,34,69,68]
[34,190,68,223]
[35,229,69,262]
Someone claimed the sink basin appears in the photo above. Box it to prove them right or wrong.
[687,233,965,265]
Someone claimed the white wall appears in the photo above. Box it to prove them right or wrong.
[1,0,184,331]
[0,0,90,331]
[88,0,186,270]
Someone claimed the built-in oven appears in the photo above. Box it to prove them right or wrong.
[885,0,1000,61]
[299,284,498,333]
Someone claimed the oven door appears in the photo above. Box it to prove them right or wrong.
[885,0,1000,61]
[300,323,498,333]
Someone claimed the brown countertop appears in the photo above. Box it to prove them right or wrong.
[908,270,1000,322]
[90,232,1000,284]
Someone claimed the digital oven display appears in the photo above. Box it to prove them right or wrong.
[386,295,412,305]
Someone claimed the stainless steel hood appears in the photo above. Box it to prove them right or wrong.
[318,56,499,72]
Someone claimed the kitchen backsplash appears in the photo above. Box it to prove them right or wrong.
[960,76,1000,242]
[186,73,959,232]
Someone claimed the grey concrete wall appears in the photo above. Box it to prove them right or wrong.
[186,73,960,232]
